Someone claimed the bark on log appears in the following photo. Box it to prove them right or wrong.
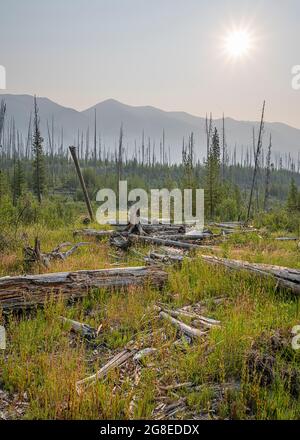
[201,255,300,294]
[130,234,202,250]
[154,234,214,241]
[146,252,185,265]
[73,229,114,238]
[0,266,167,311]
[59,316,97,338]
[275,237,298,241]
[163,308,221,328]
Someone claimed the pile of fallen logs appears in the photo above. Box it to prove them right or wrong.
[74,300,221,395]
[106,220,220,251]
[72,222,300,296]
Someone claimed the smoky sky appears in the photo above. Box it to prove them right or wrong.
[0,0,299,127]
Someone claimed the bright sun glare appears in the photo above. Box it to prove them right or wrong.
[224,29,252,58]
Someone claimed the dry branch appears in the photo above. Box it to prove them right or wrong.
[24,239,90,269]
[76,349,137,393]
[163,308,221,328]
[159,311,207,339]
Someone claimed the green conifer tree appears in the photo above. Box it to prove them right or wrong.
[32,96,46,203]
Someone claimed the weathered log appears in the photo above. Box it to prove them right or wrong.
[0,266,167,311]
[210,222,244,229]
[110,233,131,250]
[73,229,114,238]
[163,308,221,328]
[201,255,300,294]
[146,252,184,265]
[159,311,207,339]
[154,233,214,241]
[141,224,186,233]
[133,347,157,361]
[59,316,97,339]
[275,237,298,241]
[76,349,137,393]
[130,234,202,250]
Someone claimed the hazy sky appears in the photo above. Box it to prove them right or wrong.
[1,0,300,127]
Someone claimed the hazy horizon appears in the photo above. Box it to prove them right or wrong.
[1,0,300,127]
[2,92,300,130]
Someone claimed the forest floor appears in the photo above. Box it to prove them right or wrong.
[0,222,300,420]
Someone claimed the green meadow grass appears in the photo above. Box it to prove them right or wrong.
[0,226,300,419]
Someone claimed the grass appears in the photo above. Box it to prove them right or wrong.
[0,223,300,419]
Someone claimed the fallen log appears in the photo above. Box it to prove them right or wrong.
[76,349,137,393]
[0,266,167,311]
[201,255,300,295]
[59,316,97,339]
[145,251,185,265]
[73,229,114,238]
[110,233,131,250]
[133,347,157,362]
[275,237,298,241]
[163,308,221,328]
[154,234,214,241]
[130,234,202,250]
[159,311,207,339]
[141,224,186,234]
[209,221,244,229]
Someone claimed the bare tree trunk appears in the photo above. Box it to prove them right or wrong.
[69,146,94,221]
[246,101,265,223]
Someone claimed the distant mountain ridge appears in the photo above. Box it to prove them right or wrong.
[0,93,300,164]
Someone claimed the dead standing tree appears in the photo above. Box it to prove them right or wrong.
[246,101,265,223]
[0,99,6,147]
[69,146,94,222]
[205,112,212,160]
[117,123,123,210]
[264,134,272,211]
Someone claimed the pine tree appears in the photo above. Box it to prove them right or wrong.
[205,127,221,219]
[32,96,46,203]
[287,178,299,212]
[14,160,25,203]
[0,170,7,201]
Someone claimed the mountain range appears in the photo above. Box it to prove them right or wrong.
[0,93,299,164]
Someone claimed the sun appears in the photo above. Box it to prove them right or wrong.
[223,29,253,59]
